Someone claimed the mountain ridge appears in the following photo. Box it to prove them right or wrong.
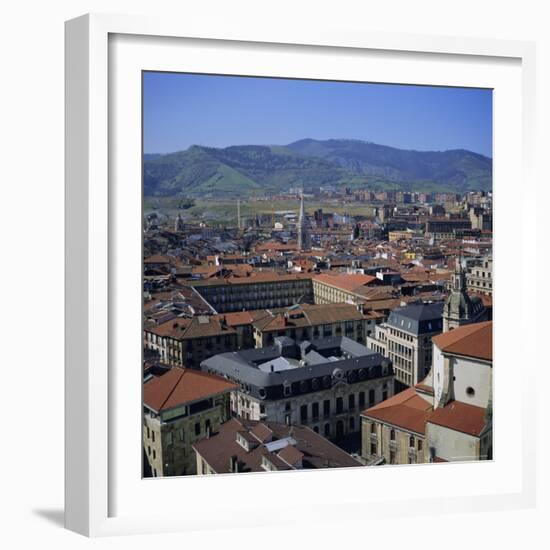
[143,138,492,198]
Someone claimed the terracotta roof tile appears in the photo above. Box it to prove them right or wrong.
[427,400,487,436]
[193,419,361,473]
[362,387,433,435]
[143,368,237,412]
[314,273,376,293]
[432,321,492,361]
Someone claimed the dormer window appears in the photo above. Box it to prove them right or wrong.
[236,432,256,452]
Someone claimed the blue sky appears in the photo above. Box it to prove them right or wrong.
[143,72,492,157]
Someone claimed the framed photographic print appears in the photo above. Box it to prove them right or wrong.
[65,13,537,537]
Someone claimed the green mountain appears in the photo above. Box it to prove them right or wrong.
[144,139,492,198]
[287,139,492,192]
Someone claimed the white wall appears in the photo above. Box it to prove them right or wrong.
[1,1,548,548]
[452,356,491,408]
[427,422,479,462]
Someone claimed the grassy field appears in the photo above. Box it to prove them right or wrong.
[144,197,378,224]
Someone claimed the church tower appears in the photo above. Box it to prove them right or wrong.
[174,213,184,232]
[443,256,485,332]
[297,192,309,251]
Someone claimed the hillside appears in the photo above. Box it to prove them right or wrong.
[143,139,492,198]
[287,139,492,191]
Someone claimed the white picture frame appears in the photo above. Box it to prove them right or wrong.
[65,13,537,537]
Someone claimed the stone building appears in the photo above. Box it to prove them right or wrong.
[193,419,361,474]
[201,336,394,442]
[466,256,493,296]
[251,302,383,347]
[361,321,492,466]
[312,273,378,305]
[143,367,237,477]
[443,258,487,332]
[144,315,239,368]
[297,193,310,251]
[185,272,314,313]
[366,302,444,390]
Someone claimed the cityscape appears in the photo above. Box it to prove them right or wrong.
[142,73,493,477]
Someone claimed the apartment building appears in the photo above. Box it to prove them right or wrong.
[467,256,493,296]
[193,419,361,474]
[366,302,444,390]
[185,272,314,313]
[312,273,378,304]
[144,315,239,369]
[201,336,394,442]
[251,302,383,347]
[143,368,237,477]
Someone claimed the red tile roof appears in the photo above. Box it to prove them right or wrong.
[143,368,237,412]
[432,321,492,362]
[362,387,433,435]
[314,273,376,293]
[427,400,487,436]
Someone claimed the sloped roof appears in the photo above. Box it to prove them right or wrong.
[143,368,237,413]
[432,321,492,362]
[193,419,361,473]
[362,387,433,435]
[427,400,487,436]
[313,273,376,293]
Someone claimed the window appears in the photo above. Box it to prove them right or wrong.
[147,445,151,456]
[323,399,330,417]
[166,432,173,445]
[152,449,156,459]
[151,431,155,443]
[390,429,396,440]
[418,440,423,451]
[359,391,365,408]
[195,422,201,436]
[348,394,355,410]
[349,417,355,430]
[312,402,319,419]
[409,435,414,448]
[370,442,377,455]
[285,414,291,425]
[179,429,185,442]
[369,389,375,406]
[285,402,291,412]
[300,404,308,423]
[324,423,331,437]
[336,397,343,414]
[313,426,319,433]
[146,426,150,438]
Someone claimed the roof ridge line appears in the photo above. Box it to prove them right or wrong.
[159,368,186,411]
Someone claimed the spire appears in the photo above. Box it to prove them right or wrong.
[297,191,309,251]
[237,199,242,230]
